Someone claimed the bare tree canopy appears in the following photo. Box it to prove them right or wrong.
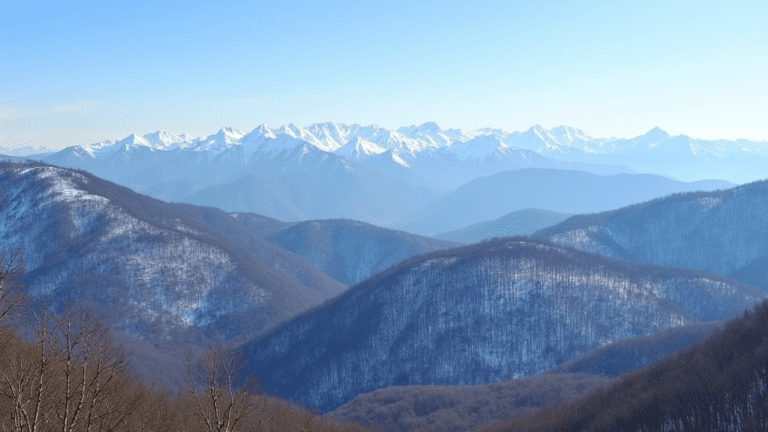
[0,247,26,324]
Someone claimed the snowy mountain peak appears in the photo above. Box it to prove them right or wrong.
[117,133,152,150]
[244,124,277,141]
[444,128,481,142]
[305,122,351,152]
[278,123,302,137]
[254,123,275,135]
[191,127,246,154]
[643,127,671,140]
[518,125,557,147]
[548,126,590,144]
[448,134,507,162]
[335,137,386,159]
[413,121,442,134]
[39,121,768,187]
[401,122,454,148]
[217,127,245,139]
[142,130,194,150]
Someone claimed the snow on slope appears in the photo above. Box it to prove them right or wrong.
[46,122,768,168]
[41,122,767,210]
[0,161,346,341]
[241,237,765,412]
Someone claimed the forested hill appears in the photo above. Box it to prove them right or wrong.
[477,298,768,431]
[240,237,764,412]
[0,161,346,342]
[534,178,768,291]
[265,218,459,285]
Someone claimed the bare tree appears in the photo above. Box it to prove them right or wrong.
[49,306,130,432]
[0,247,26,324]
[185,343,270,432]
[0,307,55,432]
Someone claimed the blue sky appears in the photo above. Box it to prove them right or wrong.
[1,0,767,150]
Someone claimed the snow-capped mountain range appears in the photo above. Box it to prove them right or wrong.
[31,122,768,188]
[22,121,758,230]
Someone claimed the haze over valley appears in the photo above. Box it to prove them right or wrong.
[1,131,767,429]
[3,1,767,430]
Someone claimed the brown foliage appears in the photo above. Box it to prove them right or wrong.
[0,254,376,432]
[0,312,378,432]
[329,373,615,432]
[474,299,768,432]
[0,247,26,324]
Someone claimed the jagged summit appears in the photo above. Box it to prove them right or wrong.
[644,126,671,139]
[216,126,245,139]
[116,133,152,149]
[336,136,387,159]
[41,121,768,197]
[412,121,442,134]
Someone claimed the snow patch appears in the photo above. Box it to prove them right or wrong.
[696,196,722,210]
[416,256,458,270]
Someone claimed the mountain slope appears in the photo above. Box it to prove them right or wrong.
[542,320,723,378]
[0,161,345,342]
[229,211,294,238]
[434,208,573,244]
[402,169,734,235]
[266,219,460,285]
[534,179,768,292]
[240,237,764,412]
[480,298,768,432]
[181,148,443,225]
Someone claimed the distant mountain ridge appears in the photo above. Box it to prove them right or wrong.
[37,122,763,228]
[402,169,734,235]
[433,208,573,244]
[263,219,460,285]
[40,122,768,186]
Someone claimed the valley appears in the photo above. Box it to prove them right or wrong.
[5,1,766,429]
[1,122,767,430]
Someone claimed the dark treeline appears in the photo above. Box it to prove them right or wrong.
[0,250,375,432]
[542,320,723,378]
[475,297,768,432]
[329,372,615,432]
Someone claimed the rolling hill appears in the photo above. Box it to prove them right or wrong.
[534,178,768,292]
[239,237,763,412]
[401,169,734,235]
[0,161,346,343]
[265,219,459,285]
[433,208,572,244]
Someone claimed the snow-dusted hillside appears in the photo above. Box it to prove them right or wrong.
[0,161,346,342]
[534,179,768,292]
[240,238,764,412]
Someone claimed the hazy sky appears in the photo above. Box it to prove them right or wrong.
[2,0,767,150]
